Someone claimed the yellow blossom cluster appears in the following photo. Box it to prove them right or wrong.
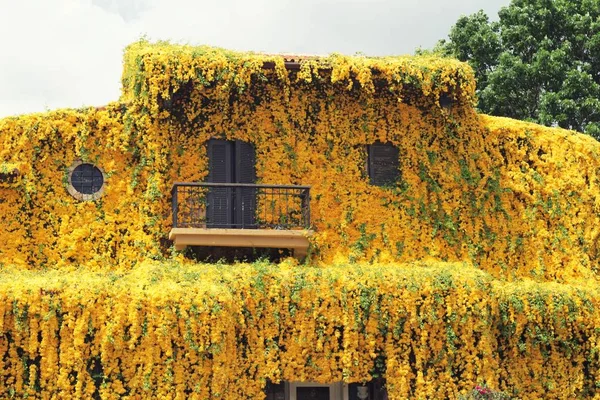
[1,261,600,399]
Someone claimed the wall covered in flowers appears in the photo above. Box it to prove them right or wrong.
[1,40,600,398]
[2,261,600,399]
[2,41,599,282]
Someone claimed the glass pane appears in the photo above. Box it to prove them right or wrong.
[349,383,371,400]
[297,386,330,400]
[72,164,103,195]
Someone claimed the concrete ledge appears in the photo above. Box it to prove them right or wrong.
[169,228,312,259]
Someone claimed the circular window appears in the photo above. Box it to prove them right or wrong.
[67,161,106,201]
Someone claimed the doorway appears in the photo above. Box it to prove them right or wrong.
[265,381,386,400]
[206,139,256,228]
[265,382,349,400]
[289,382,348,400]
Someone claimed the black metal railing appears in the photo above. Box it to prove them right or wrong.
[171,182,311,229]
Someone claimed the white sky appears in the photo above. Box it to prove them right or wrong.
[0,0,510,118]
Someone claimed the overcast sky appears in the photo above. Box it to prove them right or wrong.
[0,0,510,118]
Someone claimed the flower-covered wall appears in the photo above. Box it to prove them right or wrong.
[3,261,600,399]
[2,40,600,283]
[2,40,600,399]
[0,104,159,268]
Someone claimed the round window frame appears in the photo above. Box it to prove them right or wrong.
[67,161,106,201]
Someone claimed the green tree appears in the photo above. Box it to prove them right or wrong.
[436,0,600,138]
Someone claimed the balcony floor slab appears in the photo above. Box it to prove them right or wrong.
[169,228,313,259]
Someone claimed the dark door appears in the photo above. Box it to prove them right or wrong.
[206,139,256,228]
[296,387,331,400]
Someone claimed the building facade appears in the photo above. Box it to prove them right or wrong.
[1,41,600,399]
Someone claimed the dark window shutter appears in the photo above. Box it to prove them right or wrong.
[235,141,256,184]
[208,139,232,183]
[368,142,400,187]
[207,139,233,227]
[235,140,257,228]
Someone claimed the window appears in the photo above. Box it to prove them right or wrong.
[367,141,400,187]
[0,165,19,184]
[67,161,106,201]
[439,92,454,109]
[206,139,256,228]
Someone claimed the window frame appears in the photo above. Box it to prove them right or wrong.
[366,141,400,187]
[67,160,106,201]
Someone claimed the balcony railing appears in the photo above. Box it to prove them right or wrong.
[171,182,311,230]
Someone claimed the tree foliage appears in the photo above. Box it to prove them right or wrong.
[436,0,600,138]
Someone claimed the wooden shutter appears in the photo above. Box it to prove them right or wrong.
[206,139,233,227]
[235,140,257,228]
[368,142,400,187]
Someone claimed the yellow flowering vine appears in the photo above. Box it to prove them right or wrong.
[1,40,600,398]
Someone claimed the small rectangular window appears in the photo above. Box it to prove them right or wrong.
[367,142,400,187]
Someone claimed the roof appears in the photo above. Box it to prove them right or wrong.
[120,40,477,105]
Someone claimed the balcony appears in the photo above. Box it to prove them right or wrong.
[168,183,313,259]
